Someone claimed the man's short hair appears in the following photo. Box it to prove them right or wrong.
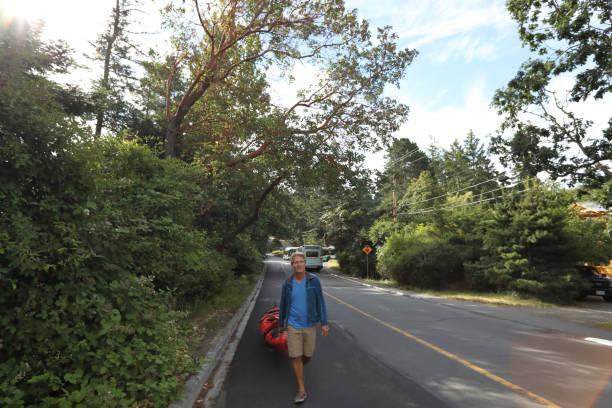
[291,251,306,265]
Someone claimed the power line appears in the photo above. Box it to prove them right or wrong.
[399,175,514,209]
[385,147,423,168]
[396,185,535,216]
[469,183,517,200]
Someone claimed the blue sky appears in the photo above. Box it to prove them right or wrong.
[2,0,608,169]
[345,0,534,149]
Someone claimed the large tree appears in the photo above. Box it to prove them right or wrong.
[154,0,415,248]
[492,0,611,186]
[160,0,415,160]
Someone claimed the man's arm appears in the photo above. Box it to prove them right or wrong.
[278,281,287,331]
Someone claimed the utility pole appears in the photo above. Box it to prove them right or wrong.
[392,175,397,218]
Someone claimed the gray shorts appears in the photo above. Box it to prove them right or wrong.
[287,325,316,358]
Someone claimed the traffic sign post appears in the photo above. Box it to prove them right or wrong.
[362,245,372,279]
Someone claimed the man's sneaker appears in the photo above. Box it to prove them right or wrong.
[294,391,307,404]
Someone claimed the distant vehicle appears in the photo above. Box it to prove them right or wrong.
[578,265,612,301]
[298,245,323,272]
[321,245,336,262]
[283,246,299,261]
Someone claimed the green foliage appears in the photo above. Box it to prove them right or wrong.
[221,234,264,277]
[0,21,236,405]
[322,178,379,278]
[1,134,234,405]
[367,131,612,301]
[1,275,194,407]
[476,181,611,301]
[378,225,463,288]
[492,0,611,186]
[88,139,236,302]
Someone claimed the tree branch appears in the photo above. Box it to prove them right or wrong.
[217,174,284,252]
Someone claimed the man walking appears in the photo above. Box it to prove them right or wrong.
[279,251,329,404]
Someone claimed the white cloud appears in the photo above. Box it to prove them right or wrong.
[363,79,502,172]
[398,80,501,149]
[434,35,499,63]
[347,0,513,64]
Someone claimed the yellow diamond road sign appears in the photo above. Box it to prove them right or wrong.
[362,245,372,255]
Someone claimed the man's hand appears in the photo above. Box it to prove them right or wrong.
[321,324,329,337]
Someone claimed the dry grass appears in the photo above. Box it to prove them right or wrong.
[360,278,557,307]
[326,259,340,269]
[418,290,556,307]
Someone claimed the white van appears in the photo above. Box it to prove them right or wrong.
[298,245,323,272]
[283,246,298,261]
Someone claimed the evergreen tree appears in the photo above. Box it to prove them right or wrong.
[477,180,610,301]
[375,137,430,218]
[89,0,143,137]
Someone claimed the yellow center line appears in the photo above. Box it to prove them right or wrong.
[324,290,562,408]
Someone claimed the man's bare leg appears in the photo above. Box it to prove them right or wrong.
[292,357,306,393]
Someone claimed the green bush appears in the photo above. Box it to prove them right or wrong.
[1,135,231,405]
[378,225,463,288]
[89,140,235,302]
[0,20,259,406]
[476,181,612,301]
[0,275,194,407]
[508,271,589,303]
[222,233,264,276]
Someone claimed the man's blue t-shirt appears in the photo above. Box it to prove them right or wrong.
[288,278,308,328]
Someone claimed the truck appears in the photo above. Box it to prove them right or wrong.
[298,245,323,272]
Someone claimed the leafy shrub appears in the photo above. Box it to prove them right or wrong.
[378,225,463,288]
[508,271,588,303]
[1,274,194,407]
[89,140,235,302]
[223,233,264,276]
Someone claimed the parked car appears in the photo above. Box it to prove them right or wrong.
[283,246,299,261]
[579,265,612,301]
[298,245,323,272]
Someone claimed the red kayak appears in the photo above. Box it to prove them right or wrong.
[260,307,288,354]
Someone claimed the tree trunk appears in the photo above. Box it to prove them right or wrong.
[164,80,210,158]
[95,0,121,138]
[165,116,180,158]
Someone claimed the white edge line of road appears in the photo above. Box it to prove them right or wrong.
[329,271,612,345]
[585,337,612,347]
[168,276,264,408]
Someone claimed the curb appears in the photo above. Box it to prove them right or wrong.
[169,277,264,408]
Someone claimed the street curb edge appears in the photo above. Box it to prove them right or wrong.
[169,276,264,408]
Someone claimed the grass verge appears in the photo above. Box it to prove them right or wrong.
[412,288,558,307]
[351,274,558,307]
[326,259,340,271]
[592,322,612,332]
[184,274,260,360]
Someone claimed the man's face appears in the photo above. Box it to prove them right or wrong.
[292,256,306,274]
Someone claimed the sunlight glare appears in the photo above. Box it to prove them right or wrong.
[1,1,62,26]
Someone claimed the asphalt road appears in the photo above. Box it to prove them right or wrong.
[216,257,612,408]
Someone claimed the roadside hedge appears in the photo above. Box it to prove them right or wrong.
[0,136,234,406]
